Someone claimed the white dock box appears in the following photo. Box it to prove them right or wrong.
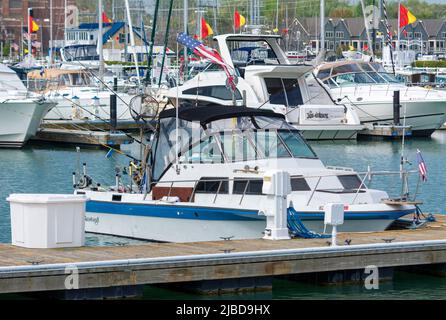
[7,194,88,248]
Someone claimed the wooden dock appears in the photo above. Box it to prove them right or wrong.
[1,215,446,297]
[358,124,412,139]
[31,128,133,147]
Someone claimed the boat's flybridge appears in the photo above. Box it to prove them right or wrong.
[213,34,290,69]
[173,34,319,110]
[316,61,402,88]
[148,106,377,206]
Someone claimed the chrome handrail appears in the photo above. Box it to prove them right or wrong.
[144,168,419,205]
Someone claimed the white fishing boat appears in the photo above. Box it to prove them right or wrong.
[76,105,416,242]
[0,64,55,147]
[314,60,446,136]
[166,34,363,140]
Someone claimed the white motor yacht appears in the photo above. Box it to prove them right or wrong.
[166,34,363,140]
[314,60,446,136]
[0,64,55,147]
[76,105,417,242]
[27,68,134,121]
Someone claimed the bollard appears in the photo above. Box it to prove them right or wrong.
[260,170,291,240]
[393,90,401,125]
[110,77,118,131]
[324,203,344,247]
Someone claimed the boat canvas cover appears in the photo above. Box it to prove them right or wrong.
[159,105,285,124]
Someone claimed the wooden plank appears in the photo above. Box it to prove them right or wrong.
[31,129,132,146]
[0,214,445,294]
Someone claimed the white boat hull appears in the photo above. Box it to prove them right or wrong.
[294,124,364,140]
[353,100,446,136]
[83,198,413,242]
[0,100,54,147]
[44,92,133,121]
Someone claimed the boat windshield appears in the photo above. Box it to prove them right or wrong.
[317,61,401,88]
[227,40,280,67]
[152,114,316,180]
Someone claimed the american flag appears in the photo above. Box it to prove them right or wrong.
[417,149,427,182]
[176,32,237,91]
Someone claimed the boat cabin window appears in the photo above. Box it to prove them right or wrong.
[264,78,303,107]
[183,86,242,100]
[220,131,258,162]
[180,135,224,164]
[338,174,363,190]
[317,62,401,87]
[278,131,316,158]
[290,177,311,191]
[233,178,264,195]
[152,114,317,181]
[196,177,229,194]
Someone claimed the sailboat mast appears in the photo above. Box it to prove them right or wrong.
[49,0,53,65]
[183,0,188,79]
[124,0,141,87]
[320,0,325,51]
[98,0,104,84]
[64,0,67,46]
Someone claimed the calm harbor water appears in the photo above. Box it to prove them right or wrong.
[0,131,446,299]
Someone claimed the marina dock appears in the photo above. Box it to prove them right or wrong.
[1,214,446,298]
[31,128,133,147]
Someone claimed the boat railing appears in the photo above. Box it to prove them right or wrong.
[149,168,419,206]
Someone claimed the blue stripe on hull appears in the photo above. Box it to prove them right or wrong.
[86,200,414,222]
[87,200,261,221]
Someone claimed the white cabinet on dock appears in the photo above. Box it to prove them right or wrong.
[7,194,88,248]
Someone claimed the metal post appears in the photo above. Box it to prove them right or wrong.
[27,8,32,59]
[393,90,401,125]
[110,77,117,131]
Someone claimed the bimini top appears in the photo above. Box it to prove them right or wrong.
[159,105,285,124]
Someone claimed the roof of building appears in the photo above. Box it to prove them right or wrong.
[294,17,445,38]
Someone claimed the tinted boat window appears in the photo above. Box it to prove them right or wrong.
[283,79,303,106]
[290,177,311,191]
[196,177,229,194]
[233,179,264,195]
[317,68,331,80]
[278,131,317,158]
[338,175,363,190]
[331,63,361,75]
[265,78,303,107]
[183,86,242,100]
[265,78,287,105]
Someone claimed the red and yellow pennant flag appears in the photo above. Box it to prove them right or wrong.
[28,9,39,33]
[102,12,112,24]
[201,17,213,39]
[399,3,417,28]
[234,10,246,29]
